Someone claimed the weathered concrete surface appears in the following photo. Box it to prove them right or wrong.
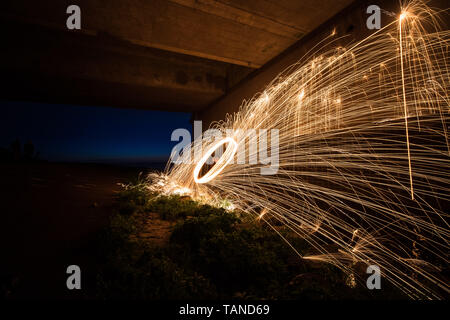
[195,0,448,127]
[0,17,244,112]
[0,0,355,112]
[2,0,354,67]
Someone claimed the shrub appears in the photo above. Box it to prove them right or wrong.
[96,176,406,299]
[115,174,152,215]
[146,195,201,220]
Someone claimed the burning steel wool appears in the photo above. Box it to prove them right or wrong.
[148,1,449,299]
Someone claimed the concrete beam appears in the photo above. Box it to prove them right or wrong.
[0,18,244,111]
[194,0,397,126]
[0,0,281,68]
[1,0,355,68]
[196,0,448,126]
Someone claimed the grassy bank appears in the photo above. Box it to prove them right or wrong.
[94,177,405,299]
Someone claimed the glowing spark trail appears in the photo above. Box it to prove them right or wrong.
[399,10,415,200]
[193,137,238,184]
[149,1,449,299]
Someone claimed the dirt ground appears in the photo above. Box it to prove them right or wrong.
[0,162,143,299]
[130,212,176,247]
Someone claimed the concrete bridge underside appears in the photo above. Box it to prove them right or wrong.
[1,0,447,125]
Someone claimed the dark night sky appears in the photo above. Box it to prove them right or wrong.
[0,100,192,165]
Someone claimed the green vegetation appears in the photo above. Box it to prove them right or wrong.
[95,178,406,299]
[147,195,203,220]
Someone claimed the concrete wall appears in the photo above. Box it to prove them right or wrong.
[194,0,447,127]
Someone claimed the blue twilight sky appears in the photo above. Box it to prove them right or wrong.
[0,100,192,164]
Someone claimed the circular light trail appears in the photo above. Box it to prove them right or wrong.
[193,137,238,184]
[159,2,450,299]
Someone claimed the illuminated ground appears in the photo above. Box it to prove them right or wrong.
[94,180,408,300]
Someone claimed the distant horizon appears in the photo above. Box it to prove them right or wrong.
[66,155,170,169]
[0,100,192,164]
